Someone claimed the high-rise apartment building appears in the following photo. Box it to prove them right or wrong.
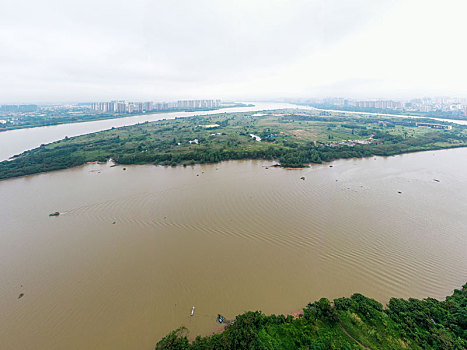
[90,99,221,113]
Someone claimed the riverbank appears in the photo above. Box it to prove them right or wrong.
[156,283,467,349]
[299,103,467,123]
[1,108,466,180]
[0,103,254,133]
[0,102,297,162]
[2,151,467,350]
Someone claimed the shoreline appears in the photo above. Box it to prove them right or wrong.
[0,104,252,133]
[205,308,305,339]
[2,103,467,134]
[303,104,467,124]
[2,145,467,182]
[2,106,466,181]
[176,282,467,347]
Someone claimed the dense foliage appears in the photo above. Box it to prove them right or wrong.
[156,283,467,349]
[1,109,466,180]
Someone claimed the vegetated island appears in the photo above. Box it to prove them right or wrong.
[156,283,467,349]
[0,103,253,132]
[1,109,467,180]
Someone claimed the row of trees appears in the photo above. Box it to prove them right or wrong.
[112,144,374,168]
[1,130,466,180]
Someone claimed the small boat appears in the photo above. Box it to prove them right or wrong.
[49,212,60,217]
[190,306,195,316]
[217,314,224,323]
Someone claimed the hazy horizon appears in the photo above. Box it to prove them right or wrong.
[1,0,467,103]
[4,96,467,106]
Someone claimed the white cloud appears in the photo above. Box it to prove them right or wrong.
[0,0,465,103]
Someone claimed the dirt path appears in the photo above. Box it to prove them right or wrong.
[338,323,373,350]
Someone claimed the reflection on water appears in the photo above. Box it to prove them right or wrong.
[0,148,466,350]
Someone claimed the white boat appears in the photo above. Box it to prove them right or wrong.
[191,306,195,316]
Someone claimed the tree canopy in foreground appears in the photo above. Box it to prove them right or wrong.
[156,283,467,349]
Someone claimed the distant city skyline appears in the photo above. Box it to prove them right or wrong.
[1,0,467,103]
[3,96,467,118]
[90,99,222,113]
[295,96,467,116]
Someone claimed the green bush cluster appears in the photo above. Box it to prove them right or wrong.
[156,283,467,349]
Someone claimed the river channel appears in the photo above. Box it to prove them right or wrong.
[1,147,466,349]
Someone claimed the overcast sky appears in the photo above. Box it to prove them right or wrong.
[1,0,466,103]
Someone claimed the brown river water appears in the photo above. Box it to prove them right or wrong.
[1,148,467,349]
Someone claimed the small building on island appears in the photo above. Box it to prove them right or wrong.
[416,122,452,130]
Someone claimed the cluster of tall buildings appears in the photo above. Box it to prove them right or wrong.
[0,104,38,113]
[319,98,403,110]
[310,97,467,116]
[405,97,467,115]
[352,100,403,109]
[90,99,221,114]
[175,100,221,109]
[90,101,150,113]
